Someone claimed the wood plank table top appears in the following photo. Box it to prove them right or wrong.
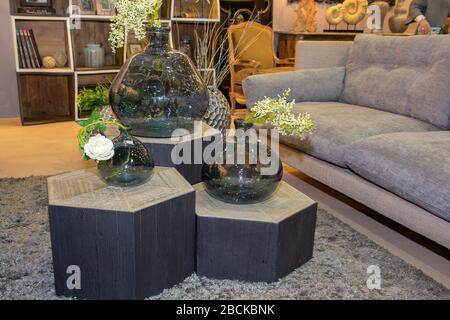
[194,181,316,223]
[48,167,194,212]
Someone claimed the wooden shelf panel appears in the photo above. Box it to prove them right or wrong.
[17,68,73,74]
[76,72,117,88]
[171,18,220,23]
[75,72,117,120]
[171,0,219,20]
[18,74,75,125]
[10,0,70,17]
[76,66,121,72]
[72,20,124,70]
[70,15,113,21]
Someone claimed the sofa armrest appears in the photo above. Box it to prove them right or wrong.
[243,67,346,109]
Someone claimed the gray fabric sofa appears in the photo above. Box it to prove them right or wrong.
[243,35,450,249]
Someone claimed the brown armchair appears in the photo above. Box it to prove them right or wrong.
[227,21,295,113]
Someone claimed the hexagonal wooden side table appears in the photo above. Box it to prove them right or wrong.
[195,181,317,283]
[136,122,221,185]
[47,167,195,300]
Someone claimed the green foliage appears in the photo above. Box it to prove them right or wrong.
[77,85,110,113]
[148,0,163,26]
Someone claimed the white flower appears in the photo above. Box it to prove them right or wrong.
[84,134,115,161]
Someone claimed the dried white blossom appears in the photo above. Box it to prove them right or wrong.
[251,89,314,139]
[109,0,162,52]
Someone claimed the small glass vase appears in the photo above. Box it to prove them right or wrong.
[202,134,283,204]
[98,128,155,187]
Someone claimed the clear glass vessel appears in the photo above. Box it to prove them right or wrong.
[110,26,208,138]
[98,128,155,187]
[202,134,283,204]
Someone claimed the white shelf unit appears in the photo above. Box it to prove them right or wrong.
[11,16,75,74]
[11,0,222,124]
[70,15,114,21]
[70,11,126,120]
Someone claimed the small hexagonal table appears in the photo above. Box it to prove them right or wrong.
[47,167,195,300]
[195,181,317,283]
[136,122,221,185]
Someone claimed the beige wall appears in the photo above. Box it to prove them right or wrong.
[0,1,19,118]
[273,0,412,33]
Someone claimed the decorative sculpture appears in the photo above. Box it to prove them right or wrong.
[324,0,368,31]
[294,0,317,33]
[325,3,344,28]
[388,0,408,33]
[343,0,369,26]
[42,56,56,69]
[294,0,307,32]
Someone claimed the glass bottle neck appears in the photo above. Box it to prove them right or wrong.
[145,29,171,53]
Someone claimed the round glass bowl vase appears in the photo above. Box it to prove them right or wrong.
[202,134,283,204]
[110,26,208,138]
[98,129,155,187]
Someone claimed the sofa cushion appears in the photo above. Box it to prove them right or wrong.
[295,41,352,70]
[279,102,438,167]
[243,67,346,109]
[344,132,450,222]
[341,35,450,129]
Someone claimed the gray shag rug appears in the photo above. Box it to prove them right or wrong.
[0,176,449,300]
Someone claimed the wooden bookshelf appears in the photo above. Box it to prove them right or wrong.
[12,16,74,73]
[10,0,221,125]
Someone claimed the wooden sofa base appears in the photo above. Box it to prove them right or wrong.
[279,144,450,249]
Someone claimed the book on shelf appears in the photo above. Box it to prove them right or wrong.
[16,29,42,69]
[27,30,42,68]
[17,29,30,68]
[16,30,25,69]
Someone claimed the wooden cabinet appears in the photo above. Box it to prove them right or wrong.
[18,74,75,124]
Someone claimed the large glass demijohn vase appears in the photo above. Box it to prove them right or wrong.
[110,26,208,138]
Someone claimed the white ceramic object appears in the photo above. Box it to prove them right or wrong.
[84,44,105,68]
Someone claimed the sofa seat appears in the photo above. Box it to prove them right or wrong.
[280,102,438,167]
[344,132,450,222]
